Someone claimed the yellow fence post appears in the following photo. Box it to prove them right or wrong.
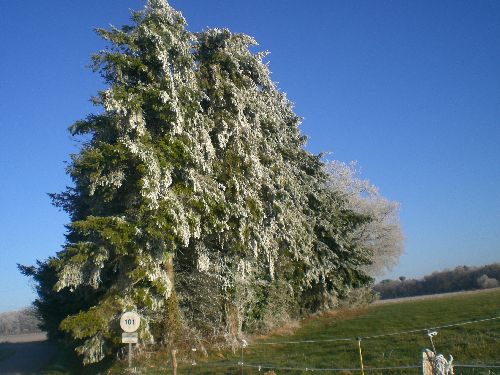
[357,338,365,375]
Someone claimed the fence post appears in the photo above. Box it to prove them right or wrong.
[357,338,365,375]
[128,342,132,369]
[422,350,434,375]
[171,349,178,375]
[240,338,248,375]
[240,343,244,375]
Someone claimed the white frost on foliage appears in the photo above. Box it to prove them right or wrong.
[76,334,105,365]
[89,169,125,196]
[56,263,84,291]
[126,111,146,136]
[325,160,404,276]
[236,259,253,282]
[159,91,170,104]
[101,88,128,116]
[137,255,173,299]
[121,136,172,209]
[326,160,377,197]
[197,252,210,272]
[147,264,173,298]
[146,0,185,25]
[88,248,108,289]
[56,247,109,291]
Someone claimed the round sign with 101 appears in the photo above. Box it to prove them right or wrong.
[120,311,140,333]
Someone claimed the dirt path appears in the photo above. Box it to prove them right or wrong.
[0,333,56,375]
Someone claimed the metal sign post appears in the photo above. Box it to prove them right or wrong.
[129,342,132,368]
[120,311,141,369]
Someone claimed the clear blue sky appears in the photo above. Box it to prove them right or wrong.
[1,1,499,312]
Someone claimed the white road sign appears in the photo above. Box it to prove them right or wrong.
[120,311,141,333]
[122,332,138,344]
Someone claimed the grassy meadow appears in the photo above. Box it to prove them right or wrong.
[43,288,500,374]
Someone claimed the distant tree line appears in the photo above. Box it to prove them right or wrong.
[374,263,500,299]
[0,308,41,336]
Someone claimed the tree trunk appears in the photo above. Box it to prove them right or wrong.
[163,253,181,345]
[225,302,242,338]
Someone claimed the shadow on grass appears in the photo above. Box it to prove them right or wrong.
[0,341,56,374]
[41,344,115,375]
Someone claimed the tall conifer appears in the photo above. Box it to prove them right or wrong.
[22,0,372,364]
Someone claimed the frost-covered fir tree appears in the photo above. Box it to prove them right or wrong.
[21,0,374,365]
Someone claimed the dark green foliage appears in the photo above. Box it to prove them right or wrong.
[19,262,103,342]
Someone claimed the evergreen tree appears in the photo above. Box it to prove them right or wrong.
[22,0,373,364]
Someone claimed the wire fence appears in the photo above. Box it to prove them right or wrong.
[253,316,500,345]
[183,362,500,374]
[179,315,500,374]
[183,361,500,373]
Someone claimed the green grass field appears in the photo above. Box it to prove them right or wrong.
[44,288,500,374]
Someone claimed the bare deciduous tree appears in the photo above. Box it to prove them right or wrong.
[325,160,404,277]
